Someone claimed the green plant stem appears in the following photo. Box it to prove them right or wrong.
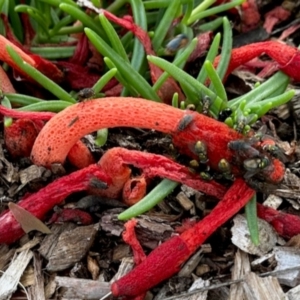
[5,93,44,106]
[215,17,232,82]
[30,46,76,59]
[59,3,105,37]
[6,46,76,103]
[148,55,226,117]
[245,194,259,245]
[121,0,147,96]
[118,179,178,220]
[104,57,139,96]
[204,60,227,101]
[99,14,129,62]
[197,17,223,32]
[106,0,127,13]
[17,101,72,112]
[151,1,181,52]
[85,28,161,101]
[1,96,12,127]
[187,0,245,25]
[6,48,75,103]
[95,129,108,146]
[181,0,194,24]
[230,72,290,108]
[152,38,197,92]
[248,90,295,117]
[92,68,117,94]
[190,0,216,20]
[9,0,23,42]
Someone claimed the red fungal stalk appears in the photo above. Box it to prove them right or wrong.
[213,41,300,82]
[0,105,55,120]
[240,0,261,32]
[30,97,243,172]
[122,219,147,300]
[122,176,147,206]
[48,208,93,225]
[96,147,226,200]
[0,35,63,83]
[0,65,16,93]
[257,204,300,239]
[111,179,255,298]
[67,139,96,168]
[0,164,110,244]
[4,119,42,158]
[263,6,291,33]
[0,146,226,244]
[122,219,147,265]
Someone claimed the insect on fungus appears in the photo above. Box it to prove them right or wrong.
[228,139,260,158]
[177,114,194,131]
[243,156,271,179]
[218,158,234,180]
[194,141,208,164]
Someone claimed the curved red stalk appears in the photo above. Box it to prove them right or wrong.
[0,146,225,244]
[67,139,96,168]
[0,105,55,120]
[214,41,300,82]
[122,219,147,265]
[0,164,110,244]
[4,119,41,158]
[97,147,226,199]
[30,97,242,171]
[111,178,255,297]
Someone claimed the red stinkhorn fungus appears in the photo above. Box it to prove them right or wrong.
[30,97,284,183]
[4,118,42,158]
[0,65,16,93]
[32,98,234,167]
[0,35,63,83]
[257,203,300,239]
[95,147,226,200]
[213,41,300,82]
[0,164,110,244]
[48,208,93,225]
[111,179,255,298]
[0,146,227,244]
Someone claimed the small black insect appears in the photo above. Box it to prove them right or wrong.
[68,116,79,127]
[77,88,95,102]
[177,114,194,131]
[218,108,232,121]
[228,140,260,158]
[243,156,271,179]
